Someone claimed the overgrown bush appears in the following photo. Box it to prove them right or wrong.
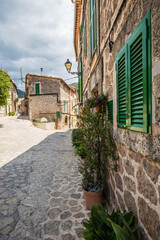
[78,112,118,191]
[8,111,15,116]
[72,128,83,143]
[76,143,87,158]
[82,204,138,240]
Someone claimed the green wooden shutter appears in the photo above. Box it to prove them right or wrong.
[63,100,65,112]
[83,24,86,56]
[116,45,127,127]
[79,61,83,103]
[35,83,40,94]
[108,100,113,124]
[89,0,93,59]
[56,111,61,118]
[116,11,151,133]
[94,0,97,48]
[127,13,149,133]
[89,0,97,58]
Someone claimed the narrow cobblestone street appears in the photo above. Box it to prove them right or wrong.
[0,117,89,240]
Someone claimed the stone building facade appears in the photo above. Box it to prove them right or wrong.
[0,79,18,117]
[73,0,160,239]
[25,74,78,129]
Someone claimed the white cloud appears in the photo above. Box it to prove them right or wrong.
[0,0,78,91]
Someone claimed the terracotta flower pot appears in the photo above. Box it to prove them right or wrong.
[83,188,103,210]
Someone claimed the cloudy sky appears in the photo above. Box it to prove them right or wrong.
[0,0,77,91]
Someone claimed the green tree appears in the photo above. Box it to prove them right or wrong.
[0,69,13,107]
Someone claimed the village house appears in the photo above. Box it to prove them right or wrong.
[73,0,160,239]
[25,73,78,129]
[0,79,18,117]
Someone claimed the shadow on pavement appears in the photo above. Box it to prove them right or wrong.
[0,124,4,128]
[0,130,77,239]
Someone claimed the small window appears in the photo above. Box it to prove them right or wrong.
[35,83,40,95]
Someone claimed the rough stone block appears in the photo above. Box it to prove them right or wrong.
[116,191,125,211]
[137,167,157,205]
[143,159,160,184]
[123,175,136,194]
[115,173,123,192]
[124,191,137,218]
[138,197,160,240]
[124,158,135,176]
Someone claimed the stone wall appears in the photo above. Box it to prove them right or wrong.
[79,0,160,239]
[107,143,160,240]
[26,74,61,121]
[29,95,60,121]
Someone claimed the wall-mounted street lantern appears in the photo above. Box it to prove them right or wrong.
[65,59,82,76]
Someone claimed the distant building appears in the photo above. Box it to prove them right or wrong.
[25,74,78,129]
[0,79,18,117]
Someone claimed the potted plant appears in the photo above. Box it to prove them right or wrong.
[82,204,138,240]
[75,111,118,209]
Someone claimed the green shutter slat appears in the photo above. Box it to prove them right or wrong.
[131,49,142,63]
[130,35,142,52]
[117,51,126,126]
[129,31,144,126]
[131,61,143,73]
[131,56,143,69]
[130,33,143,128]
[131,85,143,94]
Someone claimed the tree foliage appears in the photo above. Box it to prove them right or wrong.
[0,69,13,107]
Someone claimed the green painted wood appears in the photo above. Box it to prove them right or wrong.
[116,44,127,127]
[35,83,40,94]
[78,61,83,103]
[89,0,97,58]
[116,10,151,133]
[63,100,65,113]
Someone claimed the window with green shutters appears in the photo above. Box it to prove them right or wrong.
[89,0,97,58]
[63,100,65,113]
[78,61,83,103]
[35,83,40,95]
[116,11,151,133]
[108,100,113,125]
[67,101,68,113]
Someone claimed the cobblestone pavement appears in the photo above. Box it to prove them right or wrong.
[0,123,89,239]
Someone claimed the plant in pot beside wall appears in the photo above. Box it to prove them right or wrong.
[84,94,108,113]
[73,110,118,210]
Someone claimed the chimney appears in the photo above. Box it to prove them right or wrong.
[40,68,43,76]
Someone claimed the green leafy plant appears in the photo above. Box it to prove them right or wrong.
[82,204,138,240]
[72,128,84,143]
[78,112,118,191]
[0,69,13,107]
[8,111,15,116]
[84,94,108,109]
[76,143,88,158]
